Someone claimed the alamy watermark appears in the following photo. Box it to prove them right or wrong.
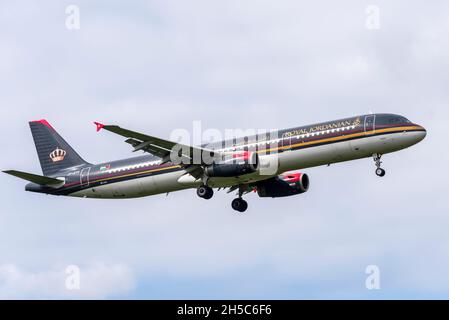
[365,5,381,30]
[65,5,80,30]
[365,265,381,290]
[167,121,281,176]
[65,265,81,290]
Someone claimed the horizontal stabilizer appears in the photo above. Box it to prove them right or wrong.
[3,170,64,186]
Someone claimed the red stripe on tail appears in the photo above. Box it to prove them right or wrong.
[30,119,55,131]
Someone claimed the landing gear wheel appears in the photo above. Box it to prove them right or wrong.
[373,154,386,177]
[375,168,386,177]
[231,198,248,213]
[197,185,214,199]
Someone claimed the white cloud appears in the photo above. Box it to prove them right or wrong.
[0,263,135,299]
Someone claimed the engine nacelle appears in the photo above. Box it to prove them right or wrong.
[205,152,259,177]
[257,173,310,198]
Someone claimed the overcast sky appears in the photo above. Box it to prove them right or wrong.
[0,0,448,299]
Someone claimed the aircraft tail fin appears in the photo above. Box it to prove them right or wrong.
[3,170,64,186]
[29,119,89,176]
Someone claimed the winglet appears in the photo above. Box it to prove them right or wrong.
[94,122,105,132]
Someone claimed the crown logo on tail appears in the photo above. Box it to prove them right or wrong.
[49,148,66,162]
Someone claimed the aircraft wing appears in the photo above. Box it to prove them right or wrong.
[94,122,219,165]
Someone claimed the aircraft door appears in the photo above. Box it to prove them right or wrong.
[80,167,91,187]
[364,115,376,134]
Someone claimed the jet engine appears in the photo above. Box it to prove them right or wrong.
[205,152,259,177]
[256,173,310,198]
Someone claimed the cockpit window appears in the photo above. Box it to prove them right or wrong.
[376,115,411,126]
[389,117,401,124]
[389,116,410,124]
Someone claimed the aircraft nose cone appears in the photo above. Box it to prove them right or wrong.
[416,125,427,142]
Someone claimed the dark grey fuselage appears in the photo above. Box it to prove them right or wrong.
[25,114,426,199]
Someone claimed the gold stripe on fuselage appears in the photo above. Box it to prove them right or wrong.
[264,125,423,153]
[80,126,422,187]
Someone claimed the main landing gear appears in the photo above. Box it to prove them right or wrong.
[373,153,386,177]
[197,183,249,213]
[197,185,214,200]
[231,186,248,213]
[231,198,248,213]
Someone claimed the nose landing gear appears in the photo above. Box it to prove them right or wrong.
[373,153,386,177]
[376,168,386,177]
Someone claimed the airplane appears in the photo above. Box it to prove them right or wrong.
[3,114,426,212]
